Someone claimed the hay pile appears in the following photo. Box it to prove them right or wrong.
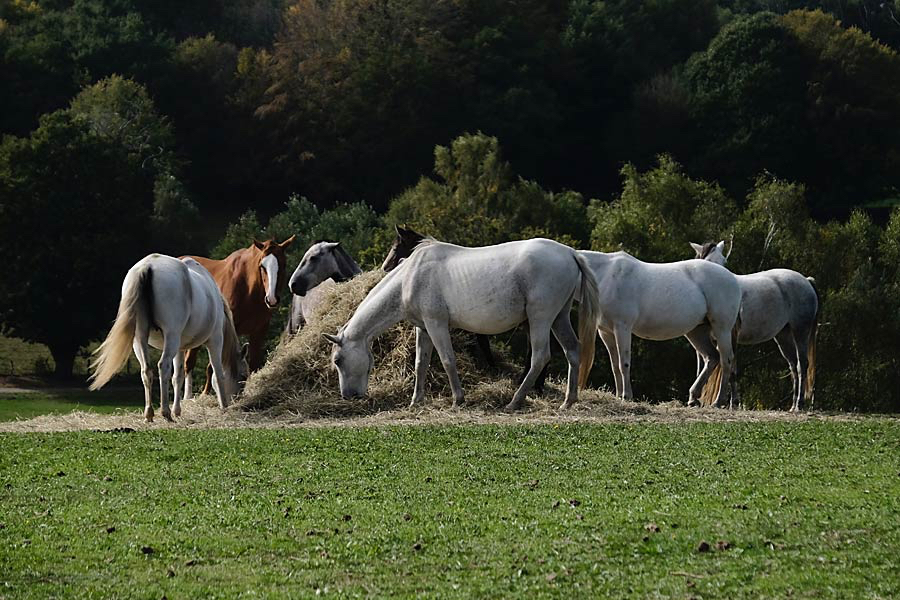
[238,270,520,416]
[237,270,632,418]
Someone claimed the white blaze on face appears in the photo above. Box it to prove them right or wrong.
[261,254,279,307]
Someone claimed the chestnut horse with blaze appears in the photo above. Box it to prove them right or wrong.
[182,236,294,397]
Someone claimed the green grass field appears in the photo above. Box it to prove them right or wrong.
[1,421,897,598]
[0,389,144,422]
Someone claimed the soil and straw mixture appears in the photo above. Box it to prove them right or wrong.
[0,272,865,433]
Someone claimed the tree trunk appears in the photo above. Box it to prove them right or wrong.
[49,345,77,380]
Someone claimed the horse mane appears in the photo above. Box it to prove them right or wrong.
[411,236,438,253]
[698,241,719,259]
[333,245,362,278]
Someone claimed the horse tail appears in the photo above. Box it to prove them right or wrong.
[574,252,601,389]
[221,299,241,379]
[699,313,741,407]
[805,277,820,407]
[89,263,154,390]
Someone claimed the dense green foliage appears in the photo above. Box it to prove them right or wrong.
[1,422,897,597]
[1,1,899,407]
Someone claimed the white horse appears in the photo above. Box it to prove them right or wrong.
[324,238,601,410]
[690,240,819,411]
[90,254,248,422]
[579,250,742,407]
[285,241,362,335]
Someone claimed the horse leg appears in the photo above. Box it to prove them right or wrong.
[183,347,199,401]
[206,330,231,410]
[156,336,179,422]
[410,326,434,409]
[599,329,622,398]
[731,356,741,410]
[551,309,580,410]
[507,321,552,411]
[685,326,718,407]
[792,325,812,412]
[247,331,266,372]
[710,324,735,409]
[475,334,496,370]
[612,324,633,400]
[201,363,213,396]
[774,328,801,412]
[423,320,464,408]
[172,351,185,418]
[132,337,154,423]
[518,334,548,397]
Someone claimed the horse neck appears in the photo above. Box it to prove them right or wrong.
[335,247,362,279]
[344,274,403,343]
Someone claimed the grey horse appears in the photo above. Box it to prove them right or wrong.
[285,241,362,335]
[690,240,820,411]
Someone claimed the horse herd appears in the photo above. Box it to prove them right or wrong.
[89,226,819,422]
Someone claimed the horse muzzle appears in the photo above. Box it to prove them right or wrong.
[289,281,308,297]
[265,296,279,308]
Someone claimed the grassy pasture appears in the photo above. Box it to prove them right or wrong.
[0,389,143,422]
[0,421,897,598]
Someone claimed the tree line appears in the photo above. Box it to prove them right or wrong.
[0,1,898,409]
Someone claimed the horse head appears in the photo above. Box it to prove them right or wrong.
[689,240,728,266]
[251,236,295,308]
[324,331,372,399]
[381,225,426,272]
[289,240,360,296]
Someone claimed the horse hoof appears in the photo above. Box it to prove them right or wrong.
[686,398,699,408]
[558,402,574,410]
[503,402,520,412]
[163,413,174,422]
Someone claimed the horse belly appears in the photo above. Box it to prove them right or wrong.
[631,300,707,341]
[736,295,787,345]
[445,287,526,334]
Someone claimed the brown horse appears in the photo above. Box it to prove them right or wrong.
[182,236,294,396]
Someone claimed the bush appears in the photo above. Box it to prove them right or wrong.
[384,133,591,249]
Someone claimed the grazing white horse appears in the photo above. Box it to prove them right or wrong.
[580,250,742,407]
[285,241,362,335]
[324,238,601,410]
[690,240,819,411]
[90,254,248,422]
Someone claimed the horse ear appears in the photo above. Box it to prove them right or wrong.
[689,242,703,255]
[323,241,340,251]
[323,333,342,346]
[240,342,250,359]
[716,240,726,253]
[280,235,296,249]
[394,224,402,236]
[252,239,265,250]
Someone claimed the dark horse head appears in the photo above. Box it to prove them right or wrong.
[381,225,426,272]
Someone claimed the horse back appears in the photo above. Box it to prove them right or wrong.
[183,249,266,334]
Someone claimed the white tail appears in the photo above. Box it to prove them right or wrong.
[575,252,601,389]
[89,265,152,390]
